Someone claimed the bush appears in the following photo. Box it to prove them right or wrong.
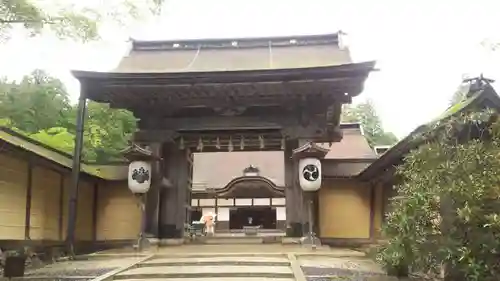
[377,110,500,281]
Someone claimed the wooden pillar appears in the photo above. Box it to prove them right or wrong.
[159,142,189,238]
[24,160,33,239]
[175,148,189,237]
[145,142,162,237]
[58,174,64,240]
[369,183,376,239]
[297,139,310,236]
[92,182,98,241]
[66,90,87,255]
[159,142,176,238]
[284,139,302,237]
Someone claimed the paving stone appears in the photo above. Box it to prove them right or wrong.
[23,257,143,278]
[298,256,384,274]
[117,265,293,276]
[144,256,289,264]
[118,278,295,281]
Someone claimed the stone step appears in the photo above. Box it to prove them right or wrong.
[202,237,265,244]
[114,265,294,279]
[118,278,295,281]
[142,256,290,266]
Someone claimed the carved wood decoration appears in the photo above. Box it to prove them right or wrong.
[133,102,344,146]
[209,176,285,198]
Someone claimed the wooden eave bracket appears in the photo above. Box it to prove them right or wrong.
[121,143,160,161]
[291,141,329,159]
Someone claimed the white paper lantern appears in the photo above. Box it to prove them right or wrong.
[298,158,322,191]
[128,161,152,194]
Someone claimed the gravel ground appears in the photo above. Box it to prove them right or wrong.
[25,267,116,277]
[303,266,393,281]
[8,277,95,281]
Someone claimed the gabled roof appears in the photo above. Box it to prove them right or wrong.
[357,80,500,181]
[323,123,377,160]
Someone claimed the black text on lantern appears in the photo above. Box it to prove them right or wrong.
[132,167,150,183]
[302,164,319,181]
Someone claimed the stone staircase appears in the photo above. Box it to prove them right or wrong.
[188,230,285,245]
[112,253,301,281]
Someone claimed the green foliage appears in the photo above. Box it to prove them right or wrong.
[0,70,137,162]
[30,127,74,154]
[83,102,137,162]
[0,0,165,42]
[0,70,72,133]
[449,83,471,106]
[341,99,398,146]
[377,109,500,280]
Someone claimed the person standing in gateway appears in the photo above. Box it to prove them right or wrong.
[203,212,215,236]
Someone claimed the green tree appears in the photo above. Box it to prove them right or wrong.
[82,101,137,162]
[341,99,398,146]
[0,69,71,133]
[0,71,137,162]
[0,0,164,41]
[377,110,500,281]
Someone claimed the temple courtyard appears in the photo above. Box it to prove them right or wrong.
[18,244,397,281]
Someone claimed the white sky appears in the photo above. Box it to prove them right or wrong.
[1,0,500,138]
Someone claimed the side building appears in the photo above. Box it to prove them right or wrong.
[0,127,141,253]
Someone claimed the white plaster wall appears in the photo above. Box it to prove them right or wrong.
[253,198,270,206]
[217,207,230,221]
[276,207,286,221]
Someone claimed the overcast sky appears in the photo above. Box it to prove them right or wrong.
[1,0,500,138]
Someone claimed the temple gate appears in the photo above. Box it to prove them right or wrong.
[68,33,374,244]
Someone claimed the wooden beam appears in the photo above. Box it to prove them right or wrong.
[122,96,348,116]
[369,183,376,239]
[137,115,297,131]
[86,71,370,90]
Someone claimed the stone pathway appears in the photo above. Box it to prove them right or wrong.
[14,255,147,281]
[3,245,396,281]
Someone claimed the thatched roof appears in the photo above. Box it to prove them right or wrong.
[357,81,500,181]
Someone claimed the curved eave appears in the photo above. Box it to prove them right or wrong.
[71,61,376,88]
[214,176,284,197]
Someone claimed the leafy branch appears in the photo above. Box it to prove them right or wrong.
[0,0,164,42]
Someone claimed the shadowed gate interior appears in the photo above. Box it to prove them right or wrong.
[229,207,277,229]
